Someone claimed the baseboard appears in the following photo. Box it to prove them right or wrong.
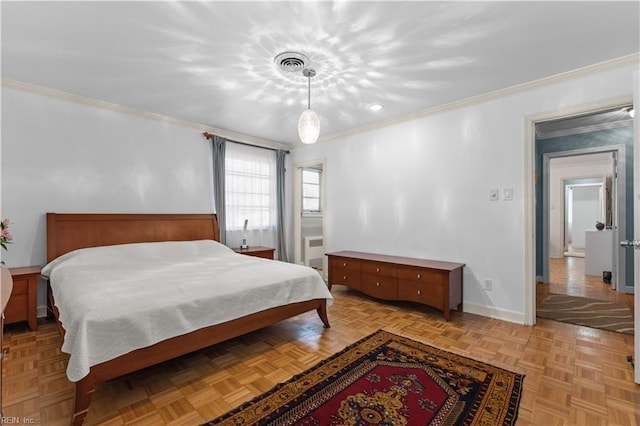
[625,286,635,294]
[463,302,525,325]
[37,305,48,318]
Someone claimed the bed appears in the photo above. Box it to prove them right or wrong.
[43,213,332,425]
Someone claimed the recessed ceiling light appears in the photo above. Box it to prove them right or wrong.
[368,103,383,111]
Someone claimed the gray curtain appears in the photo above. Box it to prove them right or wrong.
[211,135,226,244]
[276,149,289,262]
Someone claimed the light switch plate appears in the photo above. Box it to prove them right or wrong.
[503,188,513,201]
[489,188,499,201]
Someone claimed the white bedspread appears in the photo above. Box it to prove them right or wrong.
[41,240,333,382]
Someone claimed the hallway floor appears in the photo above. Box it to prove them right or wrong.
[537,256,634,314]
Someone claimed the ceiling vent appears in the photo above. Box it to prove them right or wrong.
[274,51,309,73]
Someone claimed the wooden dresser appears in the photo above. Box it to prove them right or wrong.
[327,251,465,321]
[232,246,275,260]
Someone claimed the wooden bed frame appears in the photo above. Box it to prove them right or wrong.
[45,213,330,425]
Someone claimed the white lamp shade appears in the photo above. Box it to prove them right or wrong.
[298,109,320,144]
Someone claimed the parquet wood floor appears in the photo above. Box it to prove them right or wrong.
[2,282,638,425]
[540,256,634,313]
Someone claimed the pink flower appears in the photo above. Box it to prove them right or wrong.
[1,218,12,250]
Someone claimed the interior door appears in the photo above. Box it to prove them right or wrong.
[633,72,639,384]
[608,153,619,291]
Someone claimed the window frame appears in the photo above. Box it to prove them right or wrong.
[224,142,277,231]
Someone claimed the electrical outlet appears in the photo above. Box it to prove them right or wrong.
[484,279,493,291]
[489,188,499,201]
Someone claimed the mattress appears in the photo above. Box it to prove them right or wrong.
[41,239,333,382]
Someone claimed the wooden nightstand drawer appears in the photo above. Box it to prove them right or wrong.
[233,246,275,260]
[10,278,28,295]
[6,266,41,331]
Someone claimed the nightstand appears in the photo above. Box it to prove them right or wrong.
[6,266,40,331]
[233,246,275,260]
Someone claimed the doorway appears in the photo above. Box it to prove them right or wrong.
[543,151,624,300]
[292,158,327,277]
[564,180,605,258]
[532,104,635,322]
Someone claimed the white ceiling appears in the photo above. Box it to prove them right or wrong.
[2,1,639,146]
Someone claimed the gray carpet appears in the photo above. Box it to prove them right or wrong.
[537,293,634,335]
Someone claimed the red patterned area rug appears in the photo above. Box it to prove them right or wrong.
[205,329,524,425]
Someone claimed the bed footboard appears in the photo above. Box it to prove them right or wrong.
[67,299,329,425]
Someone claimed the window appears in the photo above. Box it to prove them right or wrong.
[225,142,276,231]
[302,167,322,214]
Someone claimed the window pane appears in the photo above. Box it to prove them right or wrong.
[303,198,320,211]
[225,142,276,230]
[303,184,319,198]
[302,169,320,184]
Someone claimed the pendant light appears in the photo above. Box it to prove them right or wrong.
[298,68,320,144]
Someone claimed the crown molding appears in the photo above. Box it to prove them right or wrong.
[3,52,638,150]
[318,53,640,144]
[0,77,290,151]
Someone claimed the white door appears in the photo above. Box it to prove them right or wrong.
[633,72,639,384]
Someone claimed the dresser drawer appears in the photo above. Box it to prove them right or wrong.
[362,261,396,277]
[330,267,362,290]
[329,257,361,271]
[397,280,444,307]
[361,273,397,299]
[397,266,446,285]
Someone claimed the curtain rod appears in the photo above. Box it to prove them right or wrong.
[203,132,290,154]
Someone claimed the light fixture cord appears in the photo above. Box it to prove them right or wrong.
[307,74,311,110]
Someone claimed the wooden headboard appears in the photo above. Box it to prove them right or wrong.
[46,213,220,263]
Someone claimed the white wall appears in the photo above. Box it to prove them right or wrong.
[548,155,611,257]
[1,86,215,311]
[2,61,637,324]
[291,62,639,323]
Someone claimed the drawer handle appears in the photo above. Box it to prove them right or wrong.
[417,290,421,295]
[343,262,346,267]
[343,275,347,280]
[417,273,421,279]
[376,267,380,272]
[376,282,380,287]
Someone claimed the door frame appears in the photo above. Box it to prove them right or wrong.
[632,69,638,384]
[524,95,633,325]
[292,158,327,271]
[542,147,624,291]
[563,180,607,254]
